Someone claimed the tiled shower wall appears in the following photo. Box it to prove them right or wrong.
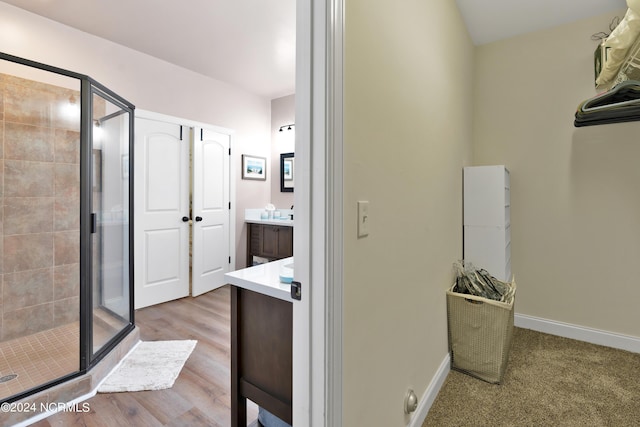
[0,72,80,341]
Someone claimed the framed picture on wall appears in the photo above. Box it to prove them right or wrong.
[280,152,294,192]
[242,154,267,180]
[283,158,293,181]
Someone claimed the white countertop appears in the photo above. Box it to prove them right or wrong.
[245,208,294,227]
[224,257,294,302]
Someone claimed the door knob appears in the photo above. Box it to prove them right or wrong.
[182,216,189,222]
[195,216,203,222]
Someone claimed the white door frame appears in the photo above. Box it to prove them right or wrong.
[294,0,344,425]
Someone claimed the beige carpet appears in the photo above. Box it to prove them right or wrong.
[424,328,640,426]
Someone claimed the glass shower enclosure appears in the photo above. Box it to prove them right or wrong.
[0,52,134,402]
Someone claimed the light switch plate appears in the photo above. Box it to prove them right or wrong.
[357,201,369,237]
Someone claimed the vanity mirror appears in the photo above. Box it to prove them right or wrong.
[280,152,294,192]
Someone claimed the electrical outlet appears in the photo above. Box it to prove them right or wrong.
[357,201,369,237]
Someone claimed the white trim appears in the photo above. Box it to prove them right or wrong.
[515,314,640,353]
[408,354,451,427]
[229,133,236,272]
[293,0,314,425]
[326,0,344,425]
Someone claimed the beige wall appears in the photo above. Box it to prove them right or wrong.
[342,0,473,424]
[473,9,640,338]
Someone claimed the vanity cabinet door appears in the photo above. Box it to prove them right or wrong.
[275,226,293,258]
[247,224,294,266]
[261,225,279,257]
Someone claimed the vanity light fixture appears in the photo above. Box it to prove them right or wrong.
[278,123,295,132]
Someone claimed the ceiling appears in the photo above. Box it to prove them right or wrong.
[1,0,628,99]
[456,0,627,45]
[1,0,297,99]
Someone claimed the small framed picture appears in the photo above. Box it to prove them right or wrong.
[280,152,294,192]
[242,154,267,180]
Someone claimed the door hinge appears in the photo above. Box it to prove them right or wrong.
[179,125,183,141]
[200,128,203,141]
[90,213,97,234]
[291,281,302,301]
[228,147,231,155]
[229,256,231,264]
[229,202,231,210]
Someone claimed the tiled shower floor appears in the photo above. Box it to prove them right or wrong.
[0,323,79,401]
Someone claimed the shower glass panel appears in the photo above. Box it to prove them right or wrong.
[0,58,81,400]
[0,52,134,404]
[91,90,131,356]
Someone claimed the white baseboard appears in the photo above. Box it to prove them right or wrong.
[407,353,450,427]
[515,313,640,354]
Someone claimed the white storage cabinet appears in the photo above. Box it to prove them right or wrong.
[463,165,511,282]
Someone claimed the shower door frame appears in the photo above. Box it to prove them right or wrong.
[0,51,135,403]
[80,79,136,369]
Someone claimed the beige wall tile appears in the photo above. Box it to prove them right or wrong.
[54,163,79,199]
[52,89,81,132]
[2,303,54,340]
[4,160,54,197]
[0,199,3,275]
[54,195,79,232]
[4,122,54,162]
[3,268,53,310]
[54,231,79,266]
[53,263,79,300]
[3,233,53,273]
[4,83,54,128]
[54,129,80,164]
[0,78,4,124]
[4,197,54,235]
[53,297,79,326]
[0,74,83,341]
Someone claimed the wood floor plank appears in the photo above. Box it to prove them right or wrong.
[164,406,222,427]
[39,286,257,427]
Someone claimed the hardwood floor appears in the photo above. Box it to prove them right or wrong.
[34,286,259,427]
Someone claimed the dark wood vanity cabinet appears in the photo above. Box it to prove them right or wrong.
[231,286,292,426]
[247,223,293,267]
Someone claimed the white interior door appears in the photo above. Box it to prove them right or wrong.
[134,118,190,309]
[191,127,231,297]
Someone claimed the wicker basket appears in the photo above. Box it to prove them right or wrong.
[446,280,516,384]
